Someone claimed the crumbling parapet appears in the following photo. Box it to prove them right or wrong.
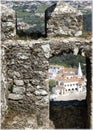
[1,4,16,40]
[45,1,83,37]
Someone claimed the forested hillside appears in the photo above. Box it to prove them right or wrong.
[2,1,91,34]
[49,53,86,74]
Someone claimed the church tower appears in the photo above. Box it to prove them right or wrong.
[78,62,83,77]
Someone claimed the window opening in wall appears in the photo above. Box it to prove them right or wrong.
[49,53,87,129]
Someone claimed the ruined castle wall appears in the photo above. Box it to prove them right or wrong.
[1,37,91,128]
[1,4,17,123]
[1,46,9,123]
[1,4,16,40]
[2,40,50,128]
[45,2,83,37]
[1,2,92,129]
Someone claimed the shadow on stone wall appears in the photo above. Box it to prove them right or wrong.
[50,100,88,129]
[45,3,57,37]
[17,30,46,39]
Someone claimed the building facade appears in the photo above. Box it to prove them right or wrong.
[48,63,86,95]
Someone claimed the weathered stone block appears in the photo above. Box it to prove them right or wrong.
[14,80,24,86]
[13,71,21,78]
[75,31,82,37]
[13,87,25,94]
[8,94,23,100]
[34,90,48,96]
[41,44,51,58]
[36,85,44,89]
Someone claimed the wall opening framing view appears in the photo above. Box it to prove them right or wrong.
[48,52,91,129]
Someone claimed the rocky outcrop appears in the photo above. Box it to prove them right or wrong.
[1,4,16,40]
[45,1,83,37]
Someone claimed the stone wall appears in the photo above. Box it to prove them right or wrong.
[45,1,83,37]
[2,40,50,128]
[1,45,8,123]
[1,2,92,129]
[2,37,91,128]
[1,4,16,40]
[1,3,17,123]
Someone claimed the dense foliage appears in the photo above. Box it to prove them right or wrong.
[49,53,86,74]
[83,12,92,32]
[49,79,56,93]
[13,4,49,34]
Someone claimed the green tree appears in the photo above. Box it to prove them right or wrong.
[49,79,56,92]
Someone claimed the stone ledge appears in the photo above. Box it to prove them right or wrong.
[2,36,91,45]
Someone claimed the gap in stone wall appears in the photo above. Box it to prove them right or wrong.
[10,1,56,39]
[48,52,88,128]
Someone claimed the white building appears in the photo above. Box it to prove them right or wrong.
[48,65,64,79]
[48,65,64,74]
[48,63,86,95]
